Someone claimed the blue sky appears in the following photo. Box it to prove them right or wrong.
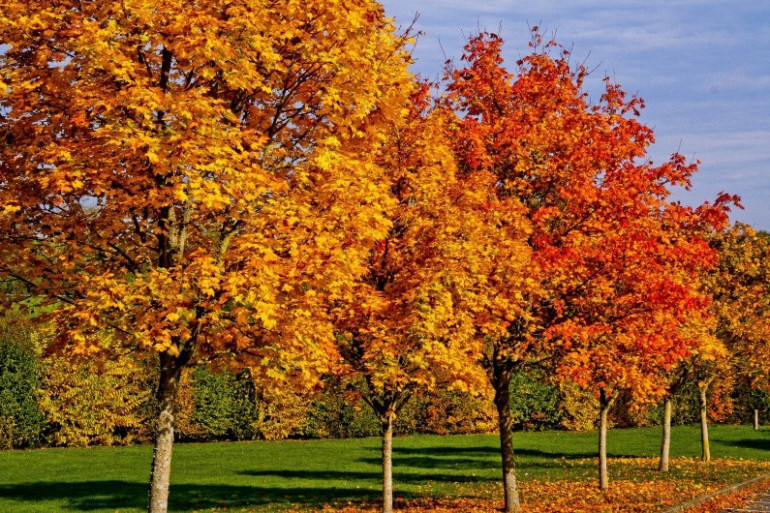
[381,1,770,230]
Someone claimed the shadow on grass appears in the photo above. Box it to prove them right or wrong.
[392,446,601,460]
[239,468,494,484]
[0,481,401,512]
[720,438,770,451]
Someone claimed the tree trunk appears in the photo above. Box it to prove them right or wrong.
[598,392,615,490]
[493,367,521,513]
[147,353,184,513]
[381,413,394,513]
[659,397,672,472]
[755,408,760,431]
[699,386,710,462]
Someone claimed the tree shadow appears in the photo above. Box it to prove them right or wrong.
[720,438,770,451]
[0,480,401,512]
[239,468,495,484]
[393,446,598,460]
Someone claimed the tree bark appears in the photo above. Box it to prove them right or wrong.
[147,353,184,513]
[755,408,760,431]
[381,413,394,513]
[699,386,710,462]
[493,366,521,513]
[659,397,672,472]
[598,392,615,490]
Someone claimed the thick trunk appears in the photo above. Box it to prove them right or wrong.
[699,386,710,462]
[598,394,612,490]
[147,353,184,513]
[493,369,521,513]
[755,408,760,431]
[381,414,394,513]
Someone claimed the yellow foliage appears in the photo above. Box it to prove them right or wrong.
[40,354,153,447]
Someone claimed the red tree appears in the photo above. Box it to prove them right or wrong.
[444,31,734,506]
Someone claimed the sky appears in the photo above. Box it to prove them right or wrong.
[380,1,770,230]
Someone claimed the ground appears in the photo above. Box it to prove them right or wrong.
[0,424,768,512]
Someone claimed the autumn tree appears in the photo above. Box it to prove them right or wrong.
[0,1,412,511]
[551,191,728,487]
[332,86,525,513]
[696,224,770,455]
[444,31,733,503]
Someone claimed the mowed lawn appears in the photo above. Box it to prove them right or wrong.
[1,425,769,512]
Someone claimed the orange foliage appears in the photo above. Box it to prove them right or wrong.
[296,459,770,513]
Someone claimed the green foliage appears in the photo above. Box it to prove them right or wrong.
[176,365,266,442]
[509,369,562,431]
[0,323,46,449]
[728,376,770,425]
[190,367,260,441]
[303,380,496,439]
[302,380,381,439]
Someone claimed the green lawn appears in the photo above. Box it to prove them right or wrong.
[1,425,769,512]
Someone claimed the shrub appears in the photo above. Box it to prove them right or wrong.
[40,354,152,447]
[559,380,600,431]
[191,366,260,440]
[509,369,562,431]
[0,323,46,449]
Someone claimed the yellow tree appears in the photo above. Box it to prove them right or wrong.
[332,86,527,513]
[0,1,412,511]
[697,224,770,455]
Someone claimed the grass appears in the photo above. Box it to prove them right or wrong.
[0,424,769,512]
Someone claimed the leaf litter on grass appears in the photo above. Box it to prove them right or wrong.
[285,458,770,513]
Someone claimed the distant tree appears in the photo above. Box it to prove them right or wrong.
[697,224,770,452]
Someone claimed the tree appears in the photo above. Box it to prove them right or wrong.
[555,208,724,487]
[444,30,733,502]
[332,86,512,513]
[0,2,412,511]
[696,224,770,453]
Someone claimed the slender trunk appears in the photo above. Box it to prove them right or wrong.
[598,393,613,490]
[493,367,521,513]
[755,408,760,431]
[381,414,394,513]
[699,386,710,462]
[659,397,672,472]
[147,353,183,513]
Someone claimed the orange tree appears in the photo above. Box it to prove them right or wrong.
[0,1,412,511]
[444,31,733,506]
[554,210,726,487]
[331,85,529,513]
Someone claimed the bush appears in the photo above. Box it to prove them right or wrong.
[509,369,562,431]
[727,375,770,425]
[559,380,599,431]
[0,324,46,449]
[302,380,379,439]
[40,354,152,447]
[191,366,260,440]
